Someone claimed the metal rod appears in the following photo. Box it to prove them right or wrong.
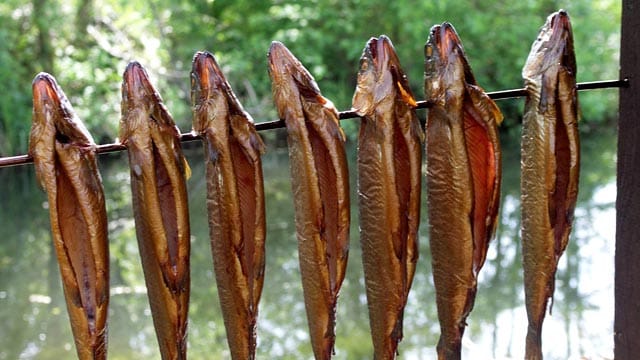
[0,78,628,168]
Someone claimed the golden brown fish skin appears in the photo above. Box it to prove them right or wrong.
[424,23,502,360]
[29,73,109,360]
[191,51,266,360]
[268,41,350,360]
[352,36,423,360]
[120,61,190,360]
[521,11,579,360]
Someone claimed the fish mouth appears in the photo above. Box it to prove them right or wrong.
[425,22,477,101]
[544,10,573,51]
[268,41,321,99]
[362,35,400,76]
[523,10,575,79]
[122,61,157,104]
[354,35,416,112]
[32,73,93,145]
[191,51,227,100]
[267,41,298,80]
[123,61,148,92]
[427,22,463,67]
[121,61,177,127]
[32,73,61,106]
[550,10,571,35]
[547,10,574,63]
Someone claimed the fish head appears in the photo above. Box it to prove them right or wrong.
[31,73,93,147]
[121,61,158,115]
[268,41,325,120]
[191,51,226,109]
[191,51,247,134]
[352,35,416,116]
[120,61,177,140]
[523,10,576,80]
[30,73,94,189]
[424,22,475,104]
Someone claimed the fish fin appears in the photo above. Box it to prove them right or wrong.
[462,94,501,275]
[183,158,192,180]
[550,68,579,261]
[321,104,346,142]
[392,115,414,287]
[249,127,267,155]
[229,135,262,294]
[306,118,341,293]
[396,81,417,107]
[467,84,503,126]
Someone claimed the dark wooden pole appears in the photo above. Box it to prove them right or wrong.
[615,1,640,358]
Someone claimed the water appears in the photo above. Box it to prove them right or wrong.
[0,125,616,359]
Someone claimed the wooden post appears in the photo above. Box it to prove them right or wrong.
[615,0,640,358]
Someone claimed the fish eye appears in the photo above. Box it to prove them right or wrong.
[190,73,202,99]
[359,57,369,70]
[425,44,433,58]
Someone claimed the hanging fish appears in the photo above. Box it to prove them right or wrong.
[352,35,423,359]
[521,10,579,359]
[29,73,109,360]
[424,23,502,360]
[120,61,191,360]
[191,51,266,360]
[268,41,350,360]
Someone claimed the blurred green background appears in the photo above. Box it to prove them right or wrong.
[0,0,620,155]
[0,0,620,359]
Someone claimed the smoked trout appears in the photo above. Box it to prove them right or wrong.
[191,51,266,360]
[268,41,350,359]
[120,61,191,360]
[424,23,502,360]
[352,36,423,359]
[29,73,109,360]
[521,10,579,359]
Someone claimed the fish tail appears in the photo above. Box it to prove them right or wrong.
[525,324,543,360]
[436,336,462,360]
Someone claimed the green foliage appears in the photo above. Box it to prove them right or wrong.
[0,0,621,156]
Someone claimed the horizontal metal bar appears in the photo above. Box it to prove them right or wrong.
[0,78,628,168]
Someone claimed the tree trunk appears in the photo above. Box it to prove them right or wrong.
[32,0,54,73]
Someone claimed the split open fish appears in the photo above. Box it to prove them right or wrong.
[29,73,109,360]
[521,10,579,359]
[424,23,502,360]
[268,41,350,359]
[120,61,191,360]
[191,51,266,360]
[352,35,423,360]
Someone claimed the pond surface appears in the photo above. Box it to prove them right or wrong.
[0,123,616,360]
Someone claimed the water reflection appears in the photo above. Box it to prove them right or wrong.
[0,126,615,359]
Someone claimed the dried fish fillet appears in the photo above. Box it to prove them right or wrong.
[521,10,579,360]
[268,41,350,360]
[191,51,266,360]
[120,61,191,360]
[352,35,423,360]
[424,23,502,360]
[29,73,109,360]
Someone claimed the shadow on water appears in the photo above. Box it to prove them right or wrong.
[0,122,616,359]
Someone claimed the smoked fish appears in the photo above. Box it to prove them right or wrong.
[191,51,266,360]
[424,23,502,360]
[29,73,109,360]
[268,41,350,359]
[120,62,191,360]
[521,10,579,359]
[352,36,423,359]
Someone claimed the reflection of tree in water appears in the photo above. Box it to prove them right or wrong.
[0,124,616,358]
